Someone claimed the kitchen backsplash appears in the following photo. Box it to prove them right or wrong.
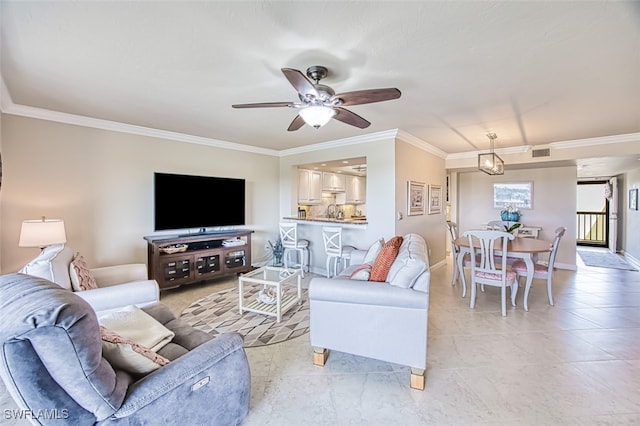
[299,194,366,218]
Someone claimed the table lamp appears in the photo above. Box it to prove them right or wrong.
[19,217,67,250]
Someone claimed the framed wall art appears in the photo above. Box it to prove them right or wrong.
[407,181,425,216]
[630,188,638,211]
[493,182,533,209]
[428,184,442,215]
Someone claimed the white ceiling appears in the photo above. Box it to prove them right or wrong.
[1,1,639,175]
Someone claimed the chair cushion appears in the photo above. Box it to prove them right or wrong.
[511,260,549,275]
[70,253,98,291]
[494,255,521,265]
[475,270,517,283]
[100,326,170,375]
[369,236,403,282]
[386,233,428,289]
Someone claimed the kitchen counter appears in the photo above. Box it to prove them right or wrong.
[282,216,368,227]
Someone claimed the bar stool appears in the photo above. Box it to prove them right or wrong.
[322,226,355,278]
[279,222,309,277]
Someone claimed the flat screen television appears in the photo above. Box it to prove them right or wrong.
[154,172,245,231]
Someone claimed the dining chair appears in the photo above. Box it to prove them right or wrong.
[279,222,310,277]
[463,229,518,316]
[322,226,355,278]
[486,221,521,266]
[511,226,566,310]
[446,221,474,297]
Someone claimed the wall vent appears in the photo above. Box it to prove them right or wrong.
[532,148,550,158]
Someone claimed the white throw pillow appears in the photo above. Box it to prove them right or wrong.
[19,244,73,290]
[386,233,427,289]
[97,305,175,352]
[363,238,384,264]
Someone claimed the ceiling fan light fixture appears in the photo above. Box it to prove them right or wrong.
[478,133,504,175]
[299,105,336,129]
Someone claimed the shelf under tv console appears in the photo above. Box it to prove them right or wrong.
[144,230,253,290]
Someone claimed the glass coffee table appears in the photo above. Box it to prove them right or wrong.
[238,266,301,322]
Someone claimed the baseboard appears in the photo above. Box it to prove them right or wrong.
[429,259,447,271]
[621,251,640,270]
[555,262,577,271]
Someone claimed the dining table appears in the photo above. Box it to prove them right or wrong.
[453,235,552,311]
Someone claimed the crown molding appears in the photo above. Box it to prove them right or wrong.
[395,130,448,159]
[277,129,399,157]
[446,132,640,160]
[550,133,640,149]
[0,76,280,156]
[2,103,281,157]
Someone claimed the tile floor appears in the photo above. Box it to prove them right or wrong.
[2,252,640,425]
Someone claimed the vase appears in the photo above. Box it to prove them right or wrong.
[501,211,520,222]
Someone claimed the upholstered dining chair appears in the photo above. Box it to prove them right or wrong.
[486,221,521,267]
[446,221,476,298]
[511,226,566,310]
[463,229,518,316]
[279,222,310,277]
[321,226,355,278]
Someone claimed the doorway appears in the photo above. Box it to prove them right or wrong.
[576,181,609,247]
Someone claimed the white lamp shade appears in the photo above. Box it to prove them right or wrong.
[19,219,67,247]
[299,106,336,129]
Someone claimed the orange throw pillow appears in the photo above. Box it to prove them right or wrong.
[369,236,403,282]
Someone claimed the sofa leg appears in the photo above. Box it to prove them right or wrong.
[410,368,425,390]
[313,347,328,366]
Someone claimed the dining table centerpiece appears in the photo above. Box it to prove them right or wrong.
[500,204,521,222]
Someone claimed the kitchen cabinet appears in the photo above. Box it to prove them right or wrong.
[345,175,366,204]
[298,169,322,204]
[322,172,346,192]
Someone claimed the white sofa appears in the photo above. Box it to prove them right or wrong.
[309,233,430,390]
[19,244,160,313]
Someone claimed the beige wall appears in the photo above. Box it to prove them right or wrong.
[457,166,577,269]
[623,167,640,262]
[1,115,280,273]
[394,140,447,267]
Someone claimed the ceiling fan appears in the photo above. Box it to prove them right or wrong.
[232,66,401,131]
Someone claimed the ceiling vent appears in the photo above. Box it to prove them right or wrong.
[532,148,551,158]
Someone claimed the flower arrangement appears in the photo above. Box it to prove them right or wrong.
[267,236,284,266]
[500,204,521,222]
[500,204,521,233]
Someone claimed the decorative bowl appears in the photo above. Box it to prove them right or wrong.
[159,244,188,254]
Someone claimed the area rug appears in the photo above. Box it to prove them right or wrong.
[577,250,638,271]
[180,285,309,348]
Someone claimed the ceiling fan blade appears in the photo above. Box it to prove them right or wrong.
[333,88,401,106]
[232,102,293,108]
[333,107,371,129]
[281,68,319,98]
[287,114,306,131]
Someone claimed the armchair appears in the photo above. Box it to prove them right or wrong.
[19,244,159,313]
[0,273,250,425]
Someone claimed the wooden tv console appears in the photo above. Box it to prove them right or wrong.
[144,230,253,290]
